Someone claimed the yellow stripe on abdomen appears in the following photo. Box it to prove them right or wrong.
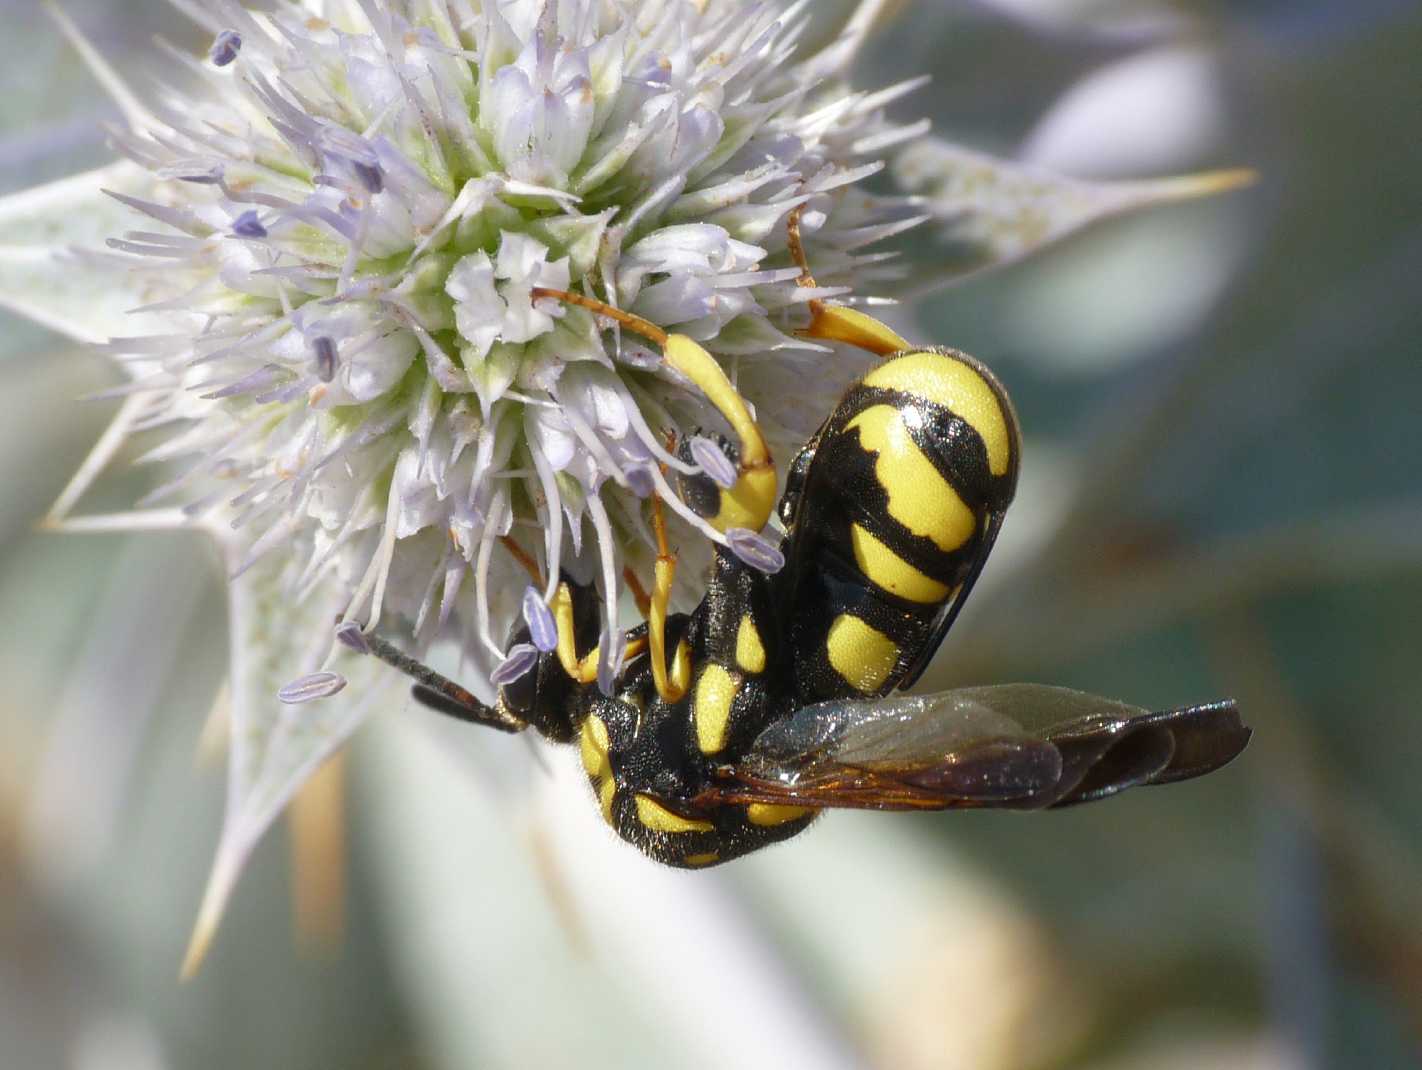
[635,794,714,834]
[826,613,900,693]
[849,523,952,604]
[746,803,815,827]
[845,405,977,554]
[863,351,1013,477]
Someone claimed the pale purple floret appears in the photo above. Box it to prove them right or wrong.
[491,644,539,687]
[522,587,558,653]
[689,436,737,490]
[277,671,348,704]
[210,30,241,67]
[231,210,266,239]
[312,336,338,383]
[726,527,786,574]
[333,621,370,655]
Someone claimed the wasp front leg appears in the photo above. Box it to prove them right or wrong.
[528,285,780,536]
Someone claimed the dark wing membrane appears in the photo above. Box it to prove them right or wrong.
[698,684,1249,812]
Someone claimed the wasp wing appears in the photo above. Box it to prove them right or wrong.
[700,684,1249,812]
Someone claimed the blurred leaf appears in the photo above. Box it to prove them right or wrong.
[182,547,391,979]
[0,161,162,345]
[890,135,1252,293]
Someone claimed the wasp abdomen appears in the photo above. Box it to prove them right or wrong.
[783,348,1020,703]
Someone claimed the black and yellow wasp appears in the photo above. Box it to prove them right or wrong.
[340,219,1250,868]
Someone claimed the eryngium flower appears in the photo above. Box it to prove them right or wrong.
[102,0,924,686]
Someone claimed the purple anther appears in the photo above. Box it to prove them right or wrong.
[317,124,383,194]
[726,527,786,574]
[491,643,539,688]
[689,435,738,490]
[231,209,267,239]
[334,621,370,655]
[522,587,558,653]
[312,336,338,382]
[596,630,627,697]
[352,160,385,195]
[277,671,348,704]
[624,463,655,499]
[210,30,242,67]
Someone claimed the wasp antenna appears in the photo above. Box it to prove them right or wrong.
[335,622,522,731]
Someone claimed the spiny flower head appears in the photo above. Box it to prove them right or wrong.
[105,0,923,688]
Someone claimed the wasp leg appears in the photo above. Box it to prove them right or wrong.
[645,493,693,704]
[551,582,600,685]
[338,626,525,733]
[660,335,777,534]
[500,535,545,587]
[786,202,911,358]
[550,581,650,687]
[528,285,777,534]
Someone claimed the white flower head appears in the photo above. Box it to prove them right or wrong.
[98,0,924,686]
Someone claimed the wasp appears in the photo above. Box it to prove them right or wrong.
[340,212,1250,868]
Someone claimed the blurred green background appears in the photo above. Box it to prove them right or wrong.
[1,2,1418,1068]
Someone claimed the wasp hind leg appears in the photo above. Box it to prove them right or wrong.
[786,202,911,358]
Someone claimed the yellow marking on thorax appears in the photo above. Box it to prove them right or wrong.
[694,663,739,756]
[735,614,766,674]
[845,405,977,553]
[849,523,952,604]
[580,716,617,826]
[635,794,714,834]
[863,351,1013,477]
[579,715,610,781]
[598,780,616,825]
[826,613,900,693]
[746,803,815,827]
